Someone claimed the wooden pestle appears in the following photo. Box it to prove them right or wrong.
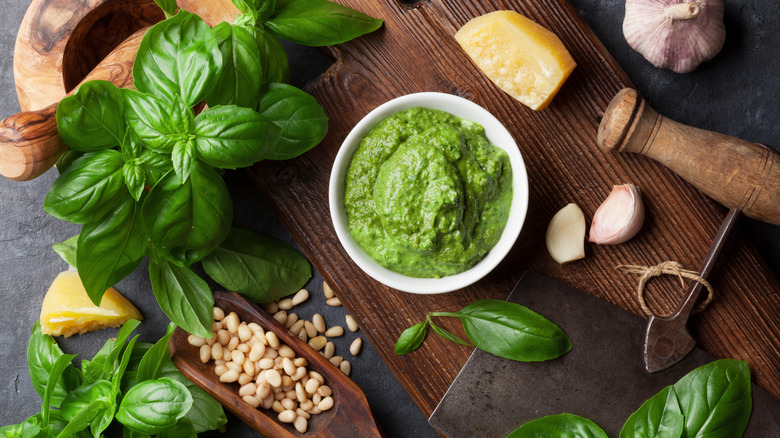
[0,28,147,181]
[598,88,780,226]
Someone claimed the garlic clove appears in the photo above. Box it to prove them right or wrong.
[623,0,726,73]
[546,203,586,264]
[589,184,645,245]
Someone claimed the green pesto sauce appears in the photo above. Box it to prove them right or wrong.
[344,107,513,278]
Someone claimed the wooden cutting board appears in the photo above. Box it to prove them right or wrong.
[246,0,780,417]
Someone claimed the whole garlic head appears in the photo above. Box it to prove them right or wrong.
[623,0,726,73]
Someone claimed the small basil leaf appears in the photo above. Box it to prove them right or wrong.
[27,322,82,409]
[427,319,470,347]
[193,105,281,169]
[132,10,223,106]
[673,359,752,438]
[142,165,232,266]
[116,377,193,434]
[81,338,116,383]
[169,95,195,134]
[52,235,78,268]
[202,227,311,302]
[136,324,176,383]
[457,299,572,362]
[255,0,275,21]
[77,195,148,305]
[56,80,125,152]
[266,0,383,46]
[394,322,428,355]
[60,380,113,423]
[121,128,144,161]
[113,336,140,393]
[103,320,143,375]
[171,140,195,182]
[153,0,177,18]
[56,399,111,438]
[149,259,213,338]
[253,27,290,84]
[42,353,78,426]
[620,385,683,438]
[257,83,327,160]
[44,150,126,224]
[160,361,227,433]
[55,150,84,174]
[206,23,263,108]
[136,149,172,187]
[507,413,608,438]
[124,90,180,152]
[124,162,147,201]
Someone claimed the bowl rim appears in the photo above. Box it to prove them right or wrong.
[329,92,529,294]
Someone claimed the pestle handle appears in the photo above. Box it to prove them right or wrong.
[598,88,780,226]
[0,28,146,181]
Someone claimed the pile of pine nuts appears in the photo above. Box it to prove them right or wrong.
[187,281,362,434]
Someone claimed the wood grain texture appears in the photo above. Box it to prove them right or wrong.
[247,0,780,417]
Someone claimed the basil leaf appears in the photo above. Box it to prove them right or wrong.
[136,149,172,187]
[171,140,195,182]
[149,259,214,338]
[56,80,125,152]
[124,162,146,201]
[257,83,327,160]
[77,195,147,305]
[394,322,428,355]
[132,10,223,106]
[202,227,311,302]
[52,235,78,268]
[27,322,82,409]
[427,318,470,347]
[124,90,180,153]
[142,165,232,266]
[456,299,572,362]
[113,336,140,396]
[153,0,177,18]
[193,105,281,169]
[206,23,263,108]
[266,0,383,46]
[620,386,683,438]
[55,149,84,174]
[42,354,78,427]
[81,338,116,383]
[56,399,111,438]
[59,380,114,429]
[507,413,608,438]
[673,359,752,438]
[253,27,290,84]
[99,319,142,378]
[44,150,126,224]
[160,361,226,433]
[136,324,176,383]
[116,377,193,434]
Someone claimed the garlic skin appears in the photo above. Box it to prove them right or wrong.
[623,0,726,73]
[589,184,645,245]
[546,203,586,264]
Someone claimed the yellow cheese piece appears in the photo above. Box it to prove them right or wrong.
[455,10,577,110]
[40,270,142,337]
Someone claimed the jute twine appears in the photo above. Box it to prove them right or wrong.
[616,261,714,317]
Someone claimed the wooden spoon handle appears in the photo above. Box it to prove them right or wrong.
[0,28,145,181]
[598,88,780,226]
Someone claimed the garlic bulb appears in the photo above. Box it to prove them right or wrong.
[623,0,726,73]
[546,203,586,264]
[589,184,645,245]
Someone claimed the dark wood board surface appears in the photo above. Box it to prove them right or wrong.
[248,0,780,417]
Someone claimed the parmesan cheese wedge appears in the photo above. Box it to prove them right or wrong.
[455,10,577,110]
[40,270,142,337]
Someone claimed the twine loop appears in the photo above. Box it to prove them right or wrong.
[616,261,714,317]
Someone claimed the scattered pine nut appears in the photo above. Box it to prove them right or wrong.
[284,313,299,329]
[326,297,342,307]
[262,301,279,314]
[322,341,335,359]
[294,415,308,433]
[292,289,309,306]
[278,298,294,311]
[213,307,225,321]
[323,281,335,299]
[304,321,317,338]
[278,410,296,423]
[324,326,344,337]
[272,311,287,325]
[308,336,327,351]
[328,356,343,367]
[312,314,326,333]
[340,360,351,376]
[345,314,359,332]
[350,337,363,356]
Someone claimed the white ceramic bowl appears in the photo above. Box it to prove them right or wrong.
[329,92,529,294]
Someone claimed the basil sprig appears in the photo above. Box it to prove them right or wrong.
[46,0,382,335]
[505,359,753,438]
[1,321,227,437]
[395,299,572,362]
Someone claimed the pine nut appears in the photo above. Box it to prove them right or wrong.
[291,367,307,381]
[296,408,311,420]
[262,395,274,410]
[225,312,240,333]
[284,313,299,328]
[312,314,326,333]
[212,321,222,332]
[238,324,252,342]
[289,319,305,335]
[295,382,306,403]
[265,331,280,349]
[350,337,363,356]
[281,398,296,411]
[340,360,351,376]
[262,347,278,359]
[226,361,241,373]
[231,350,245,365]
[211,343,223,360]
[282,376,294,389]
[247,322,263,334]
[273,310,287,325]
[206,334,217,346]
[308,336,327,351]
[213,306,225,321]
[243,360,255,376]
[266,369,282,387]
[285,389,297,399]
[292,289,309,306]
[282,358,296,376]
[323,341,335,359]
[297,330,308,342]
[278,410,296,423]
[217,329,230,346]
[238,373,253,385]
[317,385,332,397]
[300,400,314,411]
[272,400,285,413]
[278,298,294,310]
[220,369,239,383]
[227,337,239,351]
[305,379,320,394]
[278,345,295,358]
[294,416,308,433]
[324,326,344,337]
[239,383,257,397]
[329,356,343,366]
[258,357,274,370]
[187,335,206,347]
[237,343,250,353]
[243,395,261,408]
[326,297,342,307]
[199,344,211,363]
[256,383,271,400]
[214,364,228,377]
[345,314,359,332]
[304,321,317,338]
[262,301,279,314]
[249,343,266,362]
[293,357,308,367]
[323,281,335,299]
[309,371,325,384]
[318,396,334,411]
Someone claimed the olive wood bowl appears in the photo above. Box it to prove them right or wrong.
[169,290,384,438]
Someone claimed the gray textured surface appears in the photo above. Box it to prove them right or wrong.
[0,0,778,437]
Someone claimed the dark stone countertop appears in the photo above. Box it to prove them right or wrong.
[0,0,777,437]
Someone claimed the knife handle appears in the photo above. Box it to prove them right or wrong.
[598,88,780,226]
[0,28,145,181]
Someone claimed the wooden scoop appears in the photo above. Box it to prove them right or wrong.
[169,290,384,438]
[0,28,145,181]
[598,88,780,226]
